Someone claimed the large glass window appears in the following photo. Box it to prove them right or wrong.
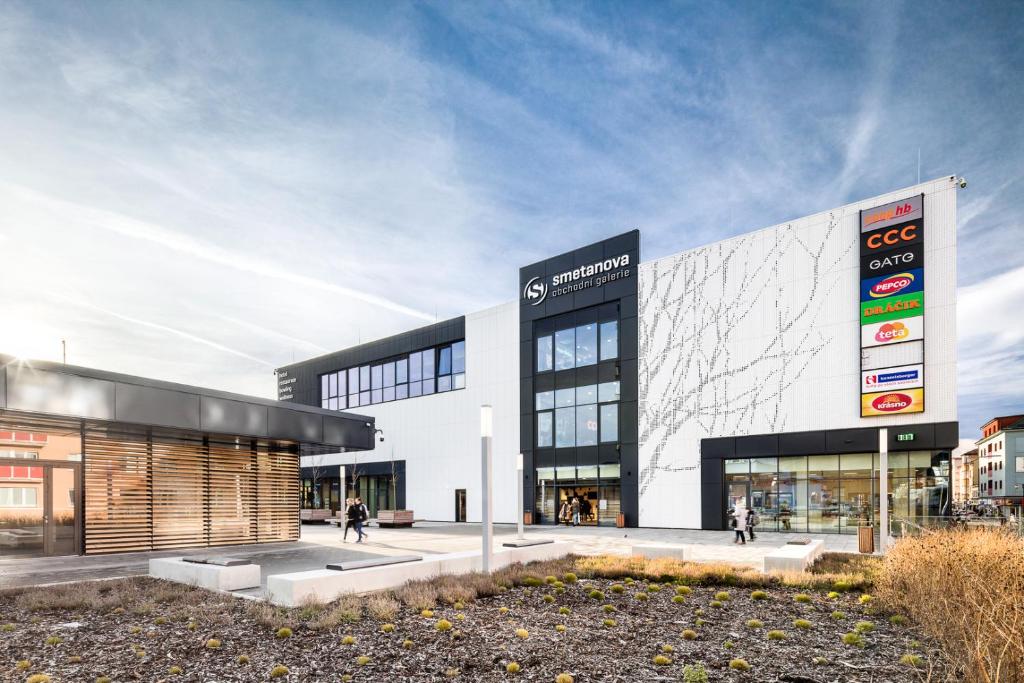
[599,321,618,360]
[555,329,575,371]
[599,404,618,443]
[575,384,597,405]
[555,408,575,448]
[575,323,597,367]
[576,404,598,446]
[537,412,553,448]
[323,341,465,409]
[452,341,465,374]
[536,391,554,411]
[537,336,553,372]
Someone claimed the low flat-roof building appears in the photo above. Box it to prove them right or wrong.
[0,354,375,557]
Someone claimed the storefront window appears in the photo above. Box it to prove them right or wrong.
[555,329,575,370]
[537,412,553,448]
[575,323,597,367]
[537,336,553,372]
[599,321,618,361]
[777,456,806,532]
[576,405,597,446]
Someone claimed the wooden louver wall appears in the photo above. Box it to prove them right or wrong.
[84,429,298,554]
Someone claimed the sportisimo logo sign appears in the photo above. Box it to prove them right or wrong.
[521,253,631,305]
[523,277,548,305]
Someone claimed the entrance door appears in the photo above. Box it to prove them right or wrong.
[454,489,467,522]
[727,482,750,514]
[0,461,80,558]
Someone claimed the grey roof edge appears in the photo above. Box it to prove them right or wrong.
[274,315,466,374]
[0,353,374,426]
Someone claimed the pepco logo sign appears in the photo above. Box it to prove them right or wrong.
[522,276,548,305]
[869,272,914,298]
[861,387,924,417]
[861,221,921,255]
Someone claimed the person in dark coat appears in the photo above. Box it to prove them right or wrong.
[345,498,362,543]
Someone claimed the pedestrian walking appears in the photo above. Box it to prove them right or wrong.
[571,496,581,527]
[355,496,369,542]
[345,498,360,543]
[732,506,748,544]
[342,497,354,541]
[746,505,758,541]
[558,500,569,526]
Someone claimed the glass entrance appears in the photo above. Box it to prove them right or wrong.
[0,461,79,558]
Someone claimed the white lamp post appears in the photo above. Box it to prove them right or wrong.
[480,405,494,573]
[517,452,524,540]
[879,427,889,553]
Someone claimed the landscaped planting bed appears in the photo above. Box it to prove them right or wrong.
[0,555,942,682]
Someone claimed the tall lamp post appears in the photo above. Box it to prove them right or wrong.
[879,427,889,553]
[480,405,494,573]
[516,452,524,540]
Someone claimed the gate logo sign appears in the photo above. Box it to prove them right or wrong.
[861,388,924,417]
[860,317,924,347]
[861,364,923,393]
[860,243,923,278]
[860,268,924,301]
[523,277,548,305]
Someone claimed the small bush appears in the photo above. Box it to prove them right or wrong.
[506,662,521,673]
[858,594,873,605]
[827,591,840,599]
[793,619,813,630]
[168,665,182,675]
[854,621,875,634]
[681,629,698,640]
[96,678,112,683]
[588,590,605,601]
[672,595,686,604]
[723,640,734,649]
[648,583,662,593]
[602,604,616,613]
[653,654,671,665]
[545,575,557,584]
[515,628,529,639]
[499,606,509,615]
[269,665,289,679]
[681,663,709,683]
[45,635,62,645]
[276,627,292,639]
[812,656,828,665]
[830,611,846,620]
[453,601,464,609]
[154,616,168,625]
[205,639,221,649]
[523,577,542,587]
[341,635,356,645]
[889,614,907,626]
[661,644,674,653]
[709,600,723,608]
[1,623,14,631]
[695,618,707,627]
[714,591,730,601]
[381,623,395,633]
[26,675,51,683]
[675,586,692,595]
[728,658,751,671]
[16,661,31,671]
[750,590,768,600]
[543,595,555,604]
[842,632,865,648]
[555,624,566,632]
[558,606,570,615]
[563,573,577,583]
[356,655,371,666]
[237,655,250,664]
[636,592,649,602]
[794,593,812,604]
[602,618,616,627]
[745,619,763,628]
[556,674,574,683]
[403,639,414,649]
[833,579,853,592]
[610,583,625,594]
[767,630,786,640]
[437,619,453,632]
[420,609,434,618]
[900,654,924,668]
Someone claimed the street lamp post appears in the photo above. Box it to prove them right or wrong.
[516,452,524,540]
[480,405,494,573]
[879,427,889,553]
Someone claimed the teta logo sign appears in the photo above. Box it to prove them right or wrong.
[523,277,548,305]
[860,317,924,347]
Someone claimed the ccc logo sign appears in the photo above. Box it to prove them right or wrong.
[523,277,548,305]
[862,222,920,254]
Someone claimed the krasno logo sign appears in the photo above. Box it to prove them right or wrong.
[861,388,924,417]
[860,268,924,301]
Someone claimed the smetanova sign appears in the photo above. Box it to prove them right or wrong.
[522,252,632,305]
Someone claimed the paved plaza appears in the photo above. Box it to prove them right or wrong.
[0,521,863,592]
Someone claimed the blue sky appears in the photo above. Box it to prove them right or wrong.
[0,1,1021,438]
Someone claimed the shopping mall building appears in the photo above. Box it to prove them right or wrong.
[282,176,960,534]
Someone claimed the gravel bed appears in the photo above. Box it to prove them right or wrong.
[0,576,942,682]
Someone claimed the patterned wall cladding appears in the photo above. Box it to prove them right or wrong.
[636,178,958,529]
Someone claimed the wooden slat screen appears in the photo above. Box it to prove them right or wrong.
[84,429,298,554]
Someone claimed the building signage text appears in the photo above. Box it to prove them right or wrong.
[861,363,924,393]
[860,220,922,255]
[860,195,923,232]
[523,253,632,306]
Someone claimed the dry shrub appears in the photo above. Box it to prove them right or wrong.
[810,553,883,582]
[308,595,362,629]
[366,593,400,621]
[395,580,440,611]
[876,527,1024,682]
[245,602,295,630]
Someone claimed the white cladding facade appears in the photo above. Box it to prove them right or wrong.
[304,302,521,523]
[636,177,957,528]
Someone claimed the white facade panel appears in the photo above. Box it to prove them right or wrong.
[637,177,958,529]
[303,302,520,523]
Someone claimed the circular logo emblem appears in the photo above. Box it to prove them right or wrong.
[523,277,548,305]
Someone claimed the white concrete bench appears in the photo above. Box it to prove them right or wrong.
[149,557,262,591]
[266,541,572,607]
[628,543,691,561]
[761,539,825,573]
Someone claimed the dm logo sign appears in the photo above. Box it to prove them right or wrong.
[523,276,548,305]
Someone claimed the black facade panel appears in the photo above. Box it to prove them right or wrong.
[619,317,639,360]
[620,443,639,527]
[735,434,779,457]
[779,430,826,455]
[701,437,736,460]
[577,445,599,466]
[115,383,201,432]
[520,378,534,415]
[267,406,323,444]
[534,373,554,392]
[825,428,877,454]
[573,283,605,310]
[519,340,533,379]
[575,364,599,386]
[619,294,638,320]
[200,396,268,438]
[323,415,372,450]
[933,422,960,449]
[520,414,533,452]
[888,423,934,451]
[618,361,638,402]
[619,401,638,444]
[701,460,726,530]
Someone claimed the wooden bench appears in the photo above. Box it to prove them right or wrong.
[377,510,414,528]
[300,509,332,523]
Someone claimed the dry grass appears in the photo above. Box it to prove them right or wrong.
[366,593,400,621]
[876,527,1024,683]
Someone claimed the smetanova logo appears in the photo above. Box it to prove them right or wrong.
[869,272,914,298]
[871,392,913,412]
[523,276,548,305]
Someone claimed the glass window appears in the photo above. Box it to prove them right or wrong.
[371,389,382,404]
[360,390,370,405]
[555,328,575,370]
[808,455,840,478]
[555,408,575,447]
[383,362,395,387]
[600,404,618,442]
[452,341,465,374]
[383,387,395,402]
[422,377,435,394]
[348,367,359,392]
[598,381,620,403]
[454,373,465,389]
[409,381,422,397]
[840,453,873,478]
[576,404,598,446]
[600,321,618,360]
[600,463,621,478]
[328,397,338,411]
[536,391,554,411]
[348,393,360,408]
[371,365,383,389]
[321,374,330,398]
[537,336,553,372]
[337,372,346,397]
[725,459,749,475]
[359,366,370,390]
[327,373,337,397]
[1016,436,1024,452]
[439,346,452,376]
[396,384,408,400]
[575,384,597,405]
[537,412,553,448]
[321,398,329,409]
[438,375,452,392]
[1016,456,1024,473]
[575,323,597,367]
[577,465,599,480]
[423,349,435,378]
[555,388,575,408]
[396,358,408,384]
[409,352,422,382]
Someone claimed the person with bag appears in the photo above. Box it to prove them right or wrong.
[746,505,758,541]
[344,498,361,543]
[558,500,569,526]
[732,506,747,544]
[354,496,369,543]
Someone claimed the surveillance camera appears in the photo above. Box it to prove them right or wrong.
[958,177,967,189]
[378,435,384,443]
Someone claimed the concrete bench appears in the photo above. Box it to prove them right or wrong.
[266,541,572,607]
[149,557,261,591]
[628,543,692,561]
[502,539,554,548]
[761,539,825,573]
[327,555,422,571]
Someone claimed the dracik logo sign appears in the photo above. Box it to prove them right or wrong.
[860,291,924,324]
